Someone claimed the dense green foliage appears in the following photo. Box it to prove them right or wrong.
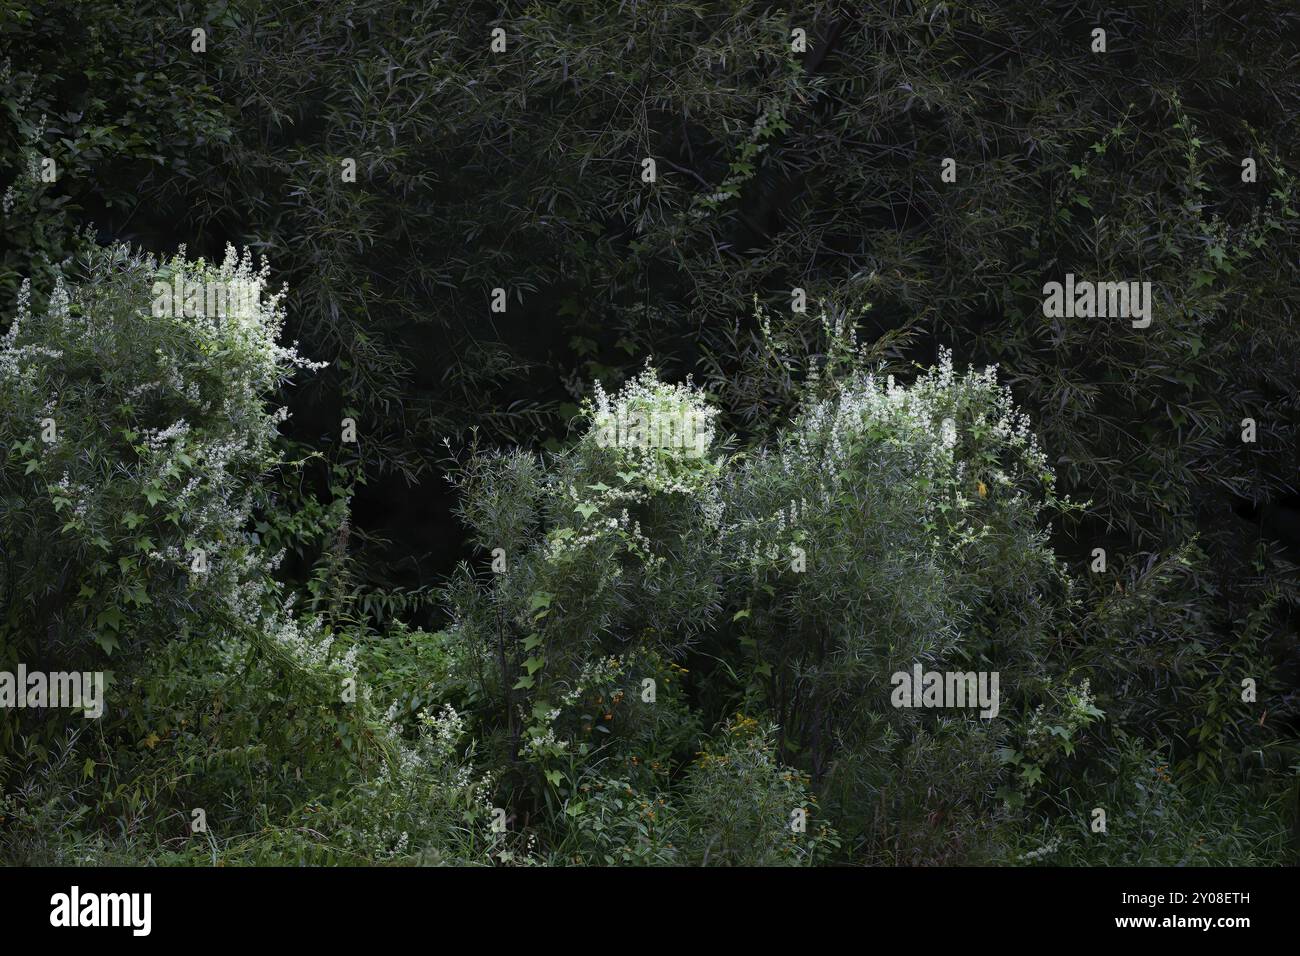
[1,0,1297,865]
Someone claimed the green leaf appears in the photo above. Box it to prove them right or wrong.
[97,606,124,631]
[1019,765,1044,787]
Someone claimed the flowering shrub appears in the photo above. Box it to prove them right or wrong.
[0,244,324,673]
[326,703,499,864]
[586,366,722,494]
[1,268,1285,865]
[420,317,1101,864]
[0,245,406,863]
[1003,679,1106,791]
[6,0,1297,867]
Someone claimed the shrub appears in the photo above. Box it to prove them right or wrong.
[1,244,385,863]
[426,318,1096,864]
[679,716,839,866]
[0,244,322,675]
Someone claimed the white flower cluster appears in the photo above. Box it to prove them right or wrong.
[587,365,721,497]
[0,280,63,380]
[1025,679,1097,760]
[542,369,726,565]
[350,698,498,861]
[541,501,658,568]
[167,244,328,381]
[1018,837,1062,862]
[1,98,48,215]
[557,659,621,709]
[719,347,1056,568]
[268,596,357,672]
[417,703,468,760]
[521,722,569,759]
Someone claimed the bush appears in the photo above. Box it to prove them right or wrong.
[1,242,323,683]
[1,251,1291,866]
[1011,737,1294,867]
[2,245,380,863]
[418,315,1105,864]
